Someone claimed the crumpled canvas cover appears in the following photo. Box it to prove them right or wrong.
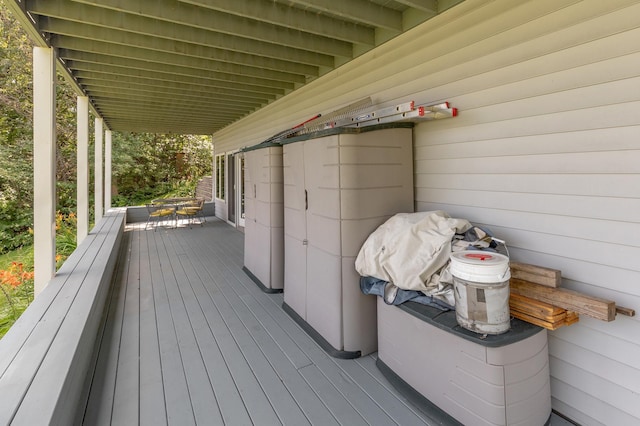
[355,210,471,292]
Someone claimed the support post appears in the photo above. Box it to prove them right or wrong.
[33,47,56,297]
[105,129,112,211]
[94,117,103,223]
[77,96,89,244]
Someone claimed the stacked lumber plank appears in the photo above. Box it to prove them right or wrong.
[508,263,582,330]
[510,262,561,288]
[508,262,577,330]
[509,293,579,330]
[507,262,633,330]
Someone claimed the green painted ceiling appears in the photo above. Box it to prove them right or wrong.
[8,0,464,134]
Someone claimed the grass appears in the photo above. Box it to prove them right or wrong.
[0,245,33,270]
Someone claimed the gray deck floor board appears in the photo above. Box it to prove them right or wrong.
[171,229,282,425]
[148,230,196,426]
[176,232,342,426]
[156,231,224,426]
[175,222,432,426]
[299,363,369,426]
[204,239,430,426]
[84,218,569,425]
[176,222,425,426]
[171,230,298,426]
[113,228,140,426]
[138,230,168,426]
[354,355,430,418]
[170,240,252,426]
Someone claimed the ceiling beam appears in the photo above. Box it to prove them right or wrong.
[177,0,374,45]
[70,0,354,57]
[102,117,239,128]
[60,51,295,91]
[394,0,438,14]
[102,120,224,134]
[96,108,245,121]
[98,108,239,120]
[97,114,248,129]
[87,90,263,110]
[99,119,241,132]
[98,111,245,127]
[79,81,270,106]
[53,36,308,83]
[68,63,286,96]
[74,72,275,101]
[100,112,243,125]
[90,99,256,116]
[43,20,319,77]
[105,116,227,128]
[283,0,402,31]
[94,110,242,121]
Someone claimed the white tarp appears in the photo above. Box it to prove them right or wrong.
[355,210,471,293]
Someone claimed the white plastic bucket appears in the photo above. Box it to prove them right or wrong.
[450,251,511,335]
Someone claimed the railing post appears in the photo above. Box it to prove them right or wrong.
[77,96,89,244]
[94,117,104,223]
[105,129,112,210]
[33,46,57,297]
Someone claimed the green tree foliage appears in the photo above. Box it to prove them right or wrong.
[111,133,212,206]
[1,3,35,253]
[0,2,79,253]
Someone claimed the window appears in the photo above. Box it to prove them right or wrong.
[215,154,225,200]
[240,155,245,219]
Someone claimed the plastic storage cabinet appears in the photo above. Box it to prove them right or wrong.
[281,124,414,358]
[242,144,285,293]
[377,298,552,426]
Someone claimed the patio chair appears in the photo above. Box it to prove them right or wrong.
[145,203,175,230]
[175,197,205,228]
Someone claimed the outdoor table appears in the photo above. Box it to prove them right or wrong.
[152,197,204,228]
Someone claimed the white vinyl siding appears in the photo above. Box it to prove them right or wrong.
[212,1,640,424]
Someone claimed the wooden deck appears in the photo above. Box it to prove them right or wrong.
[82,218,572,426]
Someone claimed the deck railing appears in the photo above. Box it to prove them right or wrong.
[0,209,126,425]
[125,201,214,224]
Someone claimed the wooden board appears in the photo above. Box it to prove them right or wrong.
[510,262,561,287]
[615,306,636,317]
[509,293,566,319]
[510,309,579,330]
[510,310,565,330]
[565,311,580,326]
[510,278,616,321]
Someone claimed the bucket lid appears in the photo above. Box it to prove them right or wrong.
[450,251,510,283]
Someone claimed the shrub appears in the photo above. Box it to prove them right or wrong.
[0,261,34,337]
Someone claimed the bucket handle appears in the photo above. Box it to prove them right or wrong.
[491,237,511,281]
[492,237,509,258]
